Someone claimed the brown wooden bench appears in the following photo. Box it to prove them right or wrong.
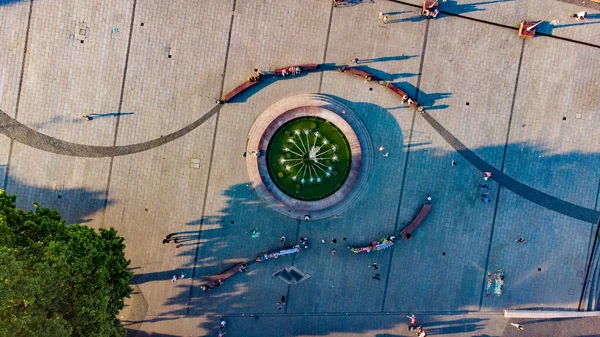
[274,63,319,76]
[201,262,247,291]
[338,66,378,82]
[400,203,432,239]
[384,83,424,112]
[221,81,260,103]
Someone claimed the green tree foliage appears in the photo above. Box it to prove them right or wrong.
[0,190,133,337]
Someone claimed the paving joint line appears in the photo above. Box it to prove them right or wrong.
[3,0,34,191]
[173,310,490,318]
[381,18,430,312]
[578,154,600,310]
[101,0,137,228]
[477,38,525,311]
[186,0,237,313]
[317,0,335,93]
[283,219,302,314]
[387,0,600,49]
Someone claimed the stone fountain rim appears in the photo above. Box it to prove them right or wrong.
[246,93,373,220]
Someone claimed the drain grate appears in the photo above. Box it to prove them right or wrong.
[190,158,200,169]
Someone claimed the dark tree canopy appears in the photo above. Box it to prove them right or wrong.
[0,190,133,337]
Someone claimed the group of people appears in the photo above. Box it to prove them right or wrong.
[248,70,264,82]
[421,8,439,18]
[281,66,301,77]
[401,94,416,106]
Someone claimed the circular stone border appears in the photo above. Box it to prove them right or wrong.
[246,93,373,220]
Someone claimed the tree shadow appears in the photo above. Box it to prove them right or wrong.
[0,0,24,5]
[4,176,113,225]
[117,68,600,335]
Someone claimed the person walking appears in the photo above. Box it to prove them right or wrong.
[352,58,359,64]
[407,314,417,330]
[382,15,389,24]
[516,237,527,244]
[372,274,381,280]
[510,323,524,330]
[280,236,286,244]
[277,296,286,310]
[478,183,489,190]
[331,248,337,255]
[572,11,587,20]
[481,193,491,204]
[331,238,337,244]
[451,160,457,167]
[483,171,492,180]
[368,263,378,270]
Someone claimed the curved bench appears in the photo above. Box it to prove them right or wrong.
[221,80,261,103]
[200,262,247,291]
[384,83,423,111]
[400,203,431,239]
[339,67,424,112]
[338,66,378,82]
[274,63,319,76]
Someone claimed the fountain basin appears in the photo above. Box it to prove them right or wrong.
[246,94,373,220]
[266,116,352,201]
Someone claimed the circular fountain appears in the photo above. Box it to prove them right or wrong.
[266,117,352,201]
[246,94,373,220]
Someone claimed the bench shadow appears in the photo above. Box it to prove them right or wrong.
[354,65,419,82]
[357,54,419,64]
[442,0,513,15]
[391,81,451,110]
[538,20,600,34]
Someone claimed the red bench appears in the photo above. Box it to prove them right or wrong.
[384,83,424,112]
[338,66,377,82]
[200,262,247,291]
[221,81,260,103]
[400,203,432,239]
[274,63,319,76]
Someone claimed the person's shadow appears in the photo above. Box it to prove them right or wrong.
[85,112,134,120]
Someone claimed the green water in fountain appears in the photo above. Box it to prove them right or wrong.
[266,117,352,201]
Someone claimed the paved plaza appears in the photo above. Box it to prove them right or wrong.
[1,0,600,336]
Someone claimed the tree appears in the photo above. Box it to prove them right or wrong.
[0,190,133,337]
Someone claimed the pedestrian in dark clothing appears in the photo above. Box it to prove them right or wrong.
[369,263,378,270]
[372,274,381,280]
[331,238,337,244]
[451,160,457,167]
[166,233,174,239]
[481,193,491,203]
[516,237,527,244]
[478,183,489,189]
[162,239,169,244]
[352,58,359,64]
